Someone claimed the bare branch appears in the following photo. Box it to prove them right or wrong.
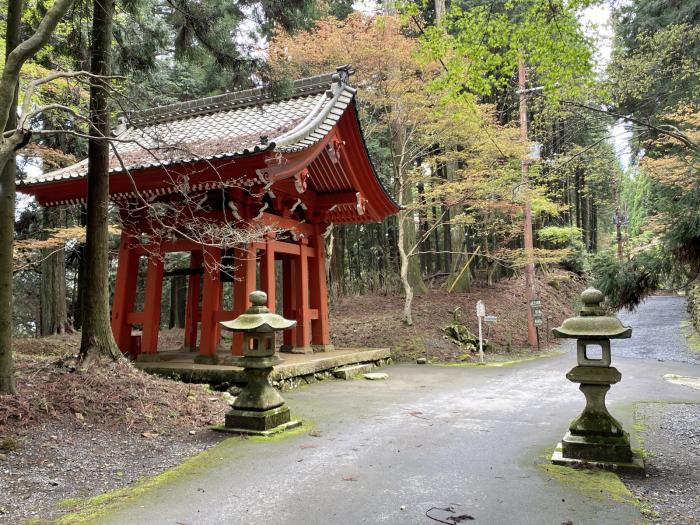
[564,101,700,152]
[0,0,75,134]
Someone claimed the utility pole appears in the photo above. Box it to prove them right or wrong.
[612,172,624,261]
[518,59,538,348]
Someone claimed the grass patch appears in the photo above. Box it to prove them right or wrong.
[680,320,700,354]
[537,462,637,506]
[434,351,562,368]
[247,418,313,443]
[631,403,652,459]
[0,436,22,452]
[53,418,313,524]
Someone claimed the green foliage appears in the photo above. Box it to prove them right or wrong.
[609,23,700,118]
[590,249,676,310]
[538,225,586,274]
[538,226,582,246]
[620,169,652,238]
[616,1,700,51]
[414,0,596,102]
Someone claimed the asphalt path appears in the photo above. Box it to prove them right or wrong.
[91,297,700,525]
[614,295,700,364]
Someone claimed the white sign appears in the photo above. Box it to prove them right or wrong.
[484,315,497,323]
[476,301,486,364]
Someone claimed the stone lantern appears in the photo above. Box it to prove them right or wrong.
[219,290,301,435]
[551,287,644,472]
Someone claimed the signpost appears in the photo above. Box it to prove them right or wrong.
[530,298,542,352]
[476,301,486,363]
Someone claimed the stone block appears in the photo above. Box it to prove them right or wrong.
[225,405,292,432]
[561,431,633,463]
[333,363,374,380]
[552,442,645,475]
[363,372,388,380]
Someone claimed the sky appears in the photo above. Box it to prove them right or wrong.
[581,2,634,171]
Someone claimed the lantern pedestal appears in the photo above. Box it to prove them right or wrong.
[553,365,640,467]
[222,355,301,435]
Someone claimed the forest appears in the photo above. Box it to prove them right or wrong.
[0,0,697,390]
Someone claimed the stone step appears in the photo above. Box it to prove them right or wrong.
[333,363,375,380]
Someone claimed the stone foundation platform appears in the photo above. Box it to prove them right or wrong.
[135,347,391,390]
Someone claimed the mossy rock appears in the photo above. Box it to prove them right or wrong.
[547,278,562,290]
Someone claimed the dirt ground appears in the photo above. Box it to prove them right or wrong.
[329,269,585,363]
[0,337,230,524]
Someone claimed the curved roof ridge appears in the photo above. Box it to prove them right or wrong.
[129,66,354,128]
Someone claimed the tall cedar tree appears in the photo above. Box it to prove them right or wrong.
[0,0,23,395]
[80,0,120,361]
[0,0,76,393]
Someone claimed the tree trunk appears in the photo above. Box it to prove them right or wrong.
[416,181,429,273]
[397,207,414,326]
[0,0,22,395]
[168,275,186,328]
[79,0,120,361]
[72,204,87,329]
[434,0,445,25]
[431,199,441,273]
[40,207,72,335]
[329,224,345,296]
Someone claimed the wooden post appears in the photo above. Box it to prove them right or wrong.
[231,244,256,356]
[197,246,222,364]
[519,58,538,348]
[281,256,297,350]
[260,239,276,313]
[111,232,139,355]
[183,250,203,352]
[310,226,332,350]
[140,252,164,356]
[295,237,312,352]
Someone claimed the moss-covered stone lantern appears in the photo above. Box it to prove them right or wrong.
[219,291,301,435]
[551,287,644,472]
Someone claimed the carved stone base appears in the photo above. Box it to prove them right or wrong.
[279,345,314,354]
[136,353,161,362]
[312,344,335,353]
[552,440,644,474]
[561,430,634,463]
[194,354,219,365]
[224,405,294,432]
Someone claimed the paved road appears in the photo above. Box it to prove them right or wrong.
[614,295,700,364]
[89,300,700,525]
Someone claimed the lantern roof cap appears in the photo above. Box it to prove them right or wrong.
[220,291,297,333]
[552,287,632,340]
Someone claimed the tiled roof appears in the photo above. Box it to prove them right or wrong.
[19,67,356,187]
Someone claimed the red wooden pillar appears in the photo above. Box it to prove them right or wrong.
[140,251,164,357]
[260,239,276,312]
[281,255,297,350]
[295,237,312,353]
[111,232,139,355]
[197,246,222,364]
[230,243,256,356]
[183,250,203,352]
[310,226,332,350]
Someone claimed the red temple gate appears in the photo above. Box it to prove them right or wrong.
[18,66,398,363]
